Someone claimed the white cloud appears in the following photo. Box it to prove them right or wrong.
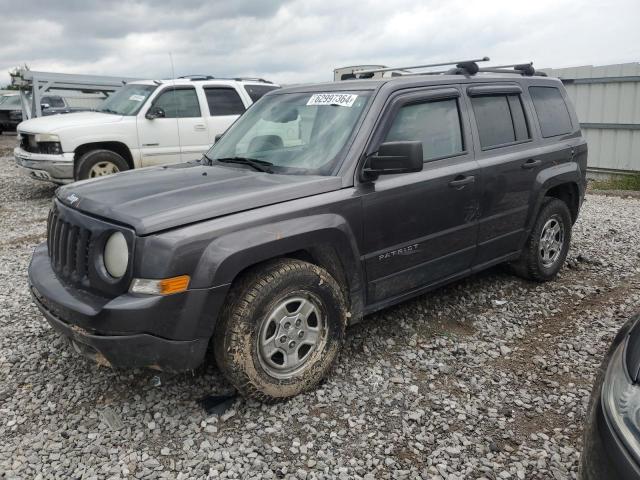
[0,0,638,86]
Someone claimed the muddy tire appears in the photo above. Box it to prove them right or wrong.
[75,149,129,181]
[509,197,572,282]
[213,259,347,402]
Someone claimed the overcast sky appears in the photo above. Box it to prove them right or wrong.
[1,0,639,86]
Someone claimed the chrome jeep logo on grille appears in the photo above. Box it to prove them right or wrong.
[66,193,80,204]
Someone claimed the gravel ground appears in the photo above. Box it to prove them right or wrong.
[1,133,640,479]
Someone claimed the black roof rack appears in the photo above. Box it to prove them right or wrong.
[345,57,546,80]
[175,75,273,84]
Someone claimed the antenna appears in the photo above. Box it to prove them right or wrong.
[169,52,182,159]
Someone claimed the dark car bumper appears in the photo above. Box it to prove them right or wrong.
[581,397,640,480]
[28,243,229,372]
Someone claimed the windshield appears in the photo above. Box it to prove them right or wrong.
[97,84,157,115]
[205,91,371,175]
[0,95,21,108]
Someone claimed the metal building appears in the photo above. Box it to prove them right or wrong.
[542,63,640,177]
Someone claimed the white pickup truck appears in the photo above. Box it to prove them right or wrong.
[14,77,279,183]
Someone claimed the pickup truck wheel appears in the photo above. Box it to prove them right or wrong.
[75,149,129,181]
[509,197,572,282]
[213,259,347,402]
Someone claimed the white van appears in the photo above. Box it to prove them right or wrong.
[14,77,279,183]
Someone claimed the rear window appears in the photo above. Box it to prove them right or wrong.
[529,86,573,138]
[471,94,530,149]
[243,84,280,102]
[204,87,245,116]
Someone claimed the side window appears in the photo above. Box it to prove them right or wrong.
[243,84,280,102]
[529,86,573,138]
[384,98,464,161]
[471,94,531,149]
[42,96,65,108]
[204,88,245,116]
[153,88,201,118]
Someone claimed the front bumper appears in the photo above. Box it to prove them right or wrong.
[29,243,229,372]
[14,146,75,184]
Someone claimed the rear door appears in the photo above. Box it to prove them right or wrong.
[464,84,541,267]
[138,86,206,165]
[360,87,480,304]
[203,86,248,145]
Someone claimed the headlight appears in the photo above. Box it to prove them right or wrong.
[35,133,60,143]
[103,232,129,278]
[602,340,640,462]
[36,133,60,143]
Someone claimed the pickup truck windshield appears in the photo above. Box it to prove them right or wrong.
[97,84,157,116]
[205,91,371,175]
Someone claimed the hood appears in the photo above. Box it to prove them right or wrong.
[18,111,123,134]
[57,163,343,235]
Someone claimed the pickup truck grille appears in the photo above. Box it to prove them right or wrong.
[20,134,39,153]
[47,206,92,283]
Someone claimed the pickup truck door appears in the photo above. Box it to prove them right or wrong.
[138,86,204,166]
[464,84,544,266]
[202,86,248,146]
[360,88,480,305]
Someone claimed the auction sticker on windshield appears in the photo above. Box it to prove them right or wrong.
[307,93,358,107]
[129,95,146,102]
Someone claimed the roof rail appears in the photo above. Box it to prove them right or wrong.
[232,77,273,84]
[477,62,547,77]
[342,58,548,80]
[353,57,490,75]
[176,75,273,84]
[178,74,215,80]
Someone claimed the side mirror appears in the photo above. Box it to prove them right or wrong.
[41,103,50,110]
[145,106,166,120]
[214,133,223,143]
[363,141,423,179]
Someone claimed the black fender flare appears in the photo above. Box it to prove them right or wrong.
[190,213,364,316]
[523,161,584,240]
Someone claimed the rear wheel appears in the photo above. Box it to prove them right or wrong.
[509,197,572,282]
[213,259,347,402]
[75,149,129,181]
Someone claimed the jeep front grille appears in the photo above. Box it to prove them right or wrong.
[47,206,92,283]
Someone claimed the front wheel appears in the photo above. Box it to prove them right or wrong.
[213,259,347,402]
[75,149,129,181]
[509,197,572,282]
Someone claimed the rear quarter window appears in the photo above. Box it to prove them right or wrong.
[529,86,573,138]
[244,84,280,102]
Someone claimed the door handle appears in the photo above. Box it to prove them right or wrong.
[194,124,206,131]
[521,159,541,169]
[448,175,475,188]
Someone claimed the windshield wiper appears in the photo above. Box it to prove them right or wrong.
[216,156,274,173]
[99,108,119,115]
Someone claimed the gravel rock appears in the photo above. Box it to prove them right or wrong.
[1,138,639,479]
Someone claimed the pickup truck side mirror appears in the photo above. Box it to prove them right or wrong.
[145,106,166,120]
[362,141,423,180]
[214,133,223,143]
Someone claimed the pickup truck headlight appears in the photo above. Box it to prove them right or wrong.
[35,133,60,143]
[602,340,640,463]
[103,232,129,278]
[34,133,62,155]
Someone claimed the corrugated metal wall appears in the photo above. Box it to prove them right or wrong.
[542,63,640,174]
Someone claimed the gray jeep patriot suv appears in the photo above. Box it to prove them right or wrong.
[29,60,587,401]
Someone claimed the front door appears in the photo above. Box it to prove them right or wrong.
[138,86,206,166]
[361,88,480,304]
